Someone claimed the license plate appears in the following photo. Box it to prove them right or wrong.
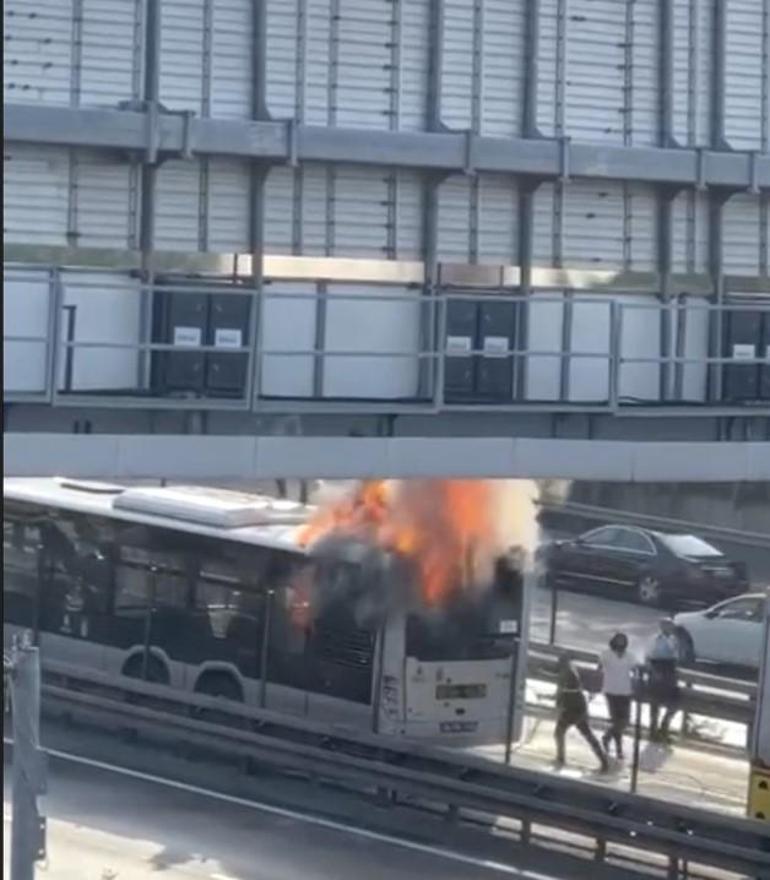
[439,721,479,734]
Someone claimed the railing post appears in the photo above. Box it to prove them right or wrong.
[608,299,622,408]
[259,589,273,709]
[8,638,46,880]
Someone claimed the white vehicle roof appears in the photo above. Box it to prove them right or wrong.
[3,477,314,555]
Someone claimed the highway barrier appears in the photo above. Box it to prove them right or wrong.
[21,659,770,879]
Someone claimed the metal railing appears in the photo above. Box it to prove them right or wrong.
[24,658,770,879]
[4,270,770,414]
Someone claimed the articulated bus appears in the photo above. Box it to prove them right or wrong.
[3,478,530,744]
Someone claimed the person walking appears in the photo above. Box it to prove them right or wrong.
[645,618,681,743]
[599,632,637,760]
[554,653,609,773]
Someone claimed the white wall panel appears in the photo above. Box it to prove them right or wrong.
[679,296,709,401]
[4,144,69,245]
[440,0,477,131]
[618,296,661,401]
[323,285,421,398]
[671,0,714,146]
[159,0,205,113]
[154,161,202,251]
[333,166,392,256]
[260,282,317,397]
[207,160,251,253]
[724,0,769,150]
[4,0,143,107]
[723,193,762,275]
[399,0,430,130]
[525,293,564,401]
[437,177,472,261]
[59,272,141,392]
[569,297,610,401]
[3,270,51,394]
[671,190,710,274]
[536,0,562,136]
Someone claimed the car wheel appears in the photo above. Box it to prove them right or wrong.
[637,575,661,606]
[675,628,695,665]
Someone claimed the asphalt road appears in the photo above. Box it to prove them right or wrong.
[3,750,576,880]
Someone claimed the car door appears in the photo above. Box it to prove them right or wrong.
[692,596,765,667]
[605,528,658,593]
[554,526,623,590]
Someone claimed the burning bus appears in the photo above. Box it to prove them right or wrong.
[3,476,533,745]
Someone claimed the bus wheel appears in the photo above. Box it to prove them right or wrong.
[122,655,170,689]
[192,673,243,723]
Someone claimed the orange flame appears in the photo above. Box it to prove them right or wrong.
[297,479,499,607]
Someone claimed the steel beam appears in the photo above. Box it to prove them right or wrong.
[6,104,769,190]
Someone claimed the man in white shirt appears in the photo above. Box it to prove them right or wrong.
[599,632,638,760]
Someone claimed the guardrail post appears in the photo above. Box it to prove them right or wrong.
[8,638,46,880]
[259,589,273,709]
[504,637,520,764]
[630,668,645,795]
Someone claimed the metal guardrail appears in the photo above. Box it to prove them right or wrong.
[30,659,770,878]
[527,641,756,731]
[537,500,770,550]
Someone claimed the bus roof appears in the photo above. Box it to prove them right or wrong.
[3,477,314,554]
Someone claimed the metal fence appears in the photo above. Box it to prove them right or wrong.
[4,269,770,414]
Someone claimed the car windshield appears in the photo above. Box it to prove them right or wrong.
[661,534,722,558]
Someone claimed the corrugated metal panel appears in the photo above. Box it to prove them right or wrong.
[532,183,559,265]
[763,195,770,276]
[564,0,627,144]
[260,282,317,397]
[526,292,564,401]
[333,166,392,256]
[569,296,611,401]
[265,0,300,118]
[671,0,714,146]
[481,0,525,137]
[628,0,658,145]
[4,269,51,394]
[723,194,762,275]
[536,0,563,137]
[304,0,333,124]
[619,296,661,401]
[477,175,519,263]
[333,0,393,129]
[560,181,655,271]
[210,0,253,119]
[74,151,140,250]
[724,0,767,150]
[4,0,74,106]
[4,144,69,245]
[264,166,297,253]
[207,159,250,252]
[437,177,472,261]
[154,160,202,251]
[59,271,141,392]
[79,0,145,106]
[322,284,421,398]
[394,171,424,261]
[159,0,205,113]
[4,0,144,108]
[399,0,430,130]
[441,0,477,130]
[671,190,710,275]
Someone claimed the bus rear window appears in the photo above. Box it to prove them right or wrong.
[406,603,513,662]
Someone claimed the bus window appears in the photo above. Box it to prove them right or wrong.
[3,515,42,631]
[406,598,513,662]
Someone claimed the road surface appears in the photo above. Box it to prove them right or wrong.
[3,748,586,880]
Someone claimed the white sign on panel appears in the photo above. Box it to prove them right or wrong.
[3,272,51,394]
[174,327,202,347]
[323,286,421,399]
[214,328,243,349]
[260,284,316,398]
[58,272,142,393]
[732,344,756,360]
[446,336,472,354]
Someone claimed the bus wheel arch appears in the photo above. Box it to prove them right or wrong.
[121,651,170,685]
[193,669,243,702]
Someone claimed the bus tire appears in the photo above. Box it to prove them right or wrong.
[122,654,170,686]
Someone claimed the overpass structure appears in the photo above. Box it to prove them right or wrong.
[3,0,769,480]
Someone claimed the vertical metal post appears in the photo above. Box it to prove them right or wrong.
[259,589,273,709]
[141,566,157,681]
[711,0,728,150]
[9,642,46,880]
[548,574,559,646]
[504,637,520,764]
[630,668,645,795]
[370,622,386,734]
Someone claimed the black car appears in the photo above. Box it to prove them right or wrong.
[539,524,750,608]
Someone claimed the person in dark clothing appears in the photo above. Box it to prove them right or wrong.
[645,618,681,743]
[554,653,609,772]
